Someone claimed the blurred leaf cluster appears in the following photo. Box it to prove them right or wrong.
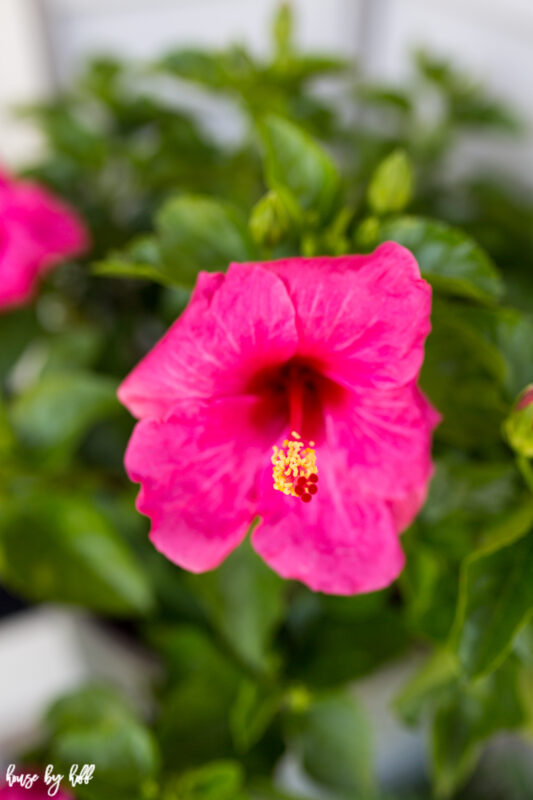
[2,4,533,799]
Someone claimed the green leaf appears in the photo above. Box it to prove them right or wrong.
[187,539,285,672]
[154,626,242,768]
[0,308,40,381]
[376,216,503,303]
[430,302,533,400]
[432,660,526,798]
[394,649,458,726]
[230,680,282,753]
[287,609,408,688]
[261,115,341,224]
[272,3,293,58]
[452,517,533,678]
[156,195,256,286]
[421,300,508,448]
[48,685,159,789]
[0,492,154,615]
[94,236,173,286]
[158,49,233,89]
[10,370,118,451]
[288,690,376,798]
[164,760,246,800]
[367,149,414,215]
[42,325,105,374]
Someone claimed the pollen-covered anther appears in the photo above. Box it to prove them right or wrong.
[272,431,318,501]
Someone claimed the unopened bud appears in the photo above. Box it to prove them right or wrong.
[250,190,291,248]
[503,384,533,457]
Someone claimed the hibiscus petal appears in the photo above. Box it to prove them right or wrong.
[323,383,439,504]
[248,242,431,390]
[0,234,41,308]
[253,448,405,595]
[8,182,87,265]
[118,263,298,419]
[125,395,281,572]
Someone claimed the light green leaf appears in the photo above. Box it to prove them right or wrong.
[48,685,159,788]
[0,492,154,615]
[165,761,246,800]
[94,236,174,287]
[367,149,414,215]
[261,115,341,224]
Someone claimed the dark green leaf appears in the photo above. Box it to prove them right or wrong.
[377,216,503,303]
[394,649,457,727]
[187,539,285,672]
[156,195,256,286]
[288,690,376,798]
[432,660,526,797]
[230,681,282,753]
[452,520,533,678]
[154,626,242,769]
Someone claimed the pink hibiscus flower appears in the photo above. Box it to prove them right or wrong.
[0,168,87,311]
[118,243,439,594]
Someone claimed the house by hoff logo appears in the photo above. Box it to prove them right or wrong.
[5,764,95,796]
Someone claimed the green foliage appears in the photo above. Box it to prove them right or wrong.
[186,539,286,673]
[287,689,376,798]
[432,660,527,798]
[10,371,118,452]
[0,492,153,615]
[452,513,533,678]
[47,685,160,791]
[261,115,341,224]
[163,761,247,800]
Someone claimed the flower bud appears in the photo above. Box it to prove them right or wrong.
[249,190,291,248]
[503,384,533,457]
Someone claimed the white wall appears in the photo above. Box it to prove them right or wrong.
[0,0,50,164]
[1,0,533,171]
[44,0,362,81]
[366,0,533,175]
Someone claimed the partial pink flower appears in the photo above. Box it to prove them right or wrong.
[119,244,439,594]
[0,168,87,311]
[0,776,72,799]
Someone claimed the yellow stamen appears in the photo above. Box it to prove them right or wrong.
[272,431,319,502]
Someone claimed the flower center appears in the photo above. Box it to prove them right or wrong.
[272,431,319,502]
[271,364,319,502]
